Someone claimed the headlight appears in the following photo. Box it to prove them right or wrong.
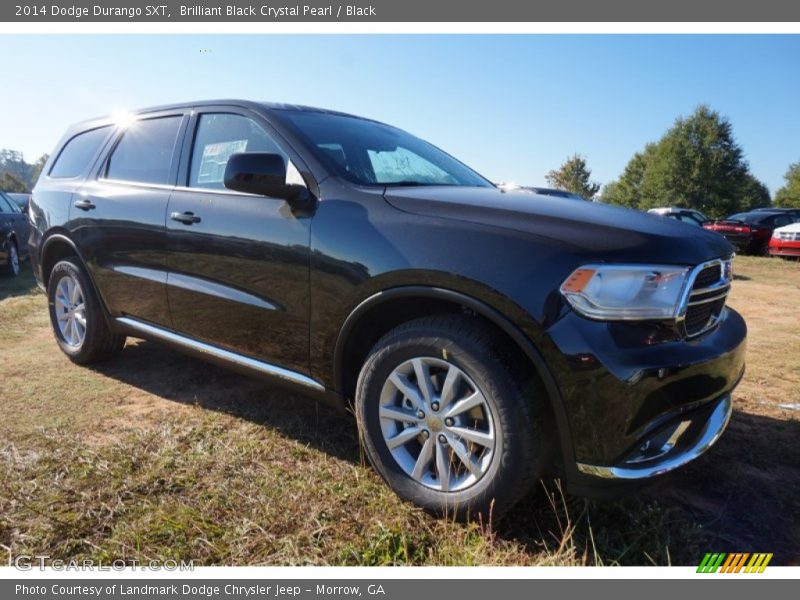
[560,264,690,320]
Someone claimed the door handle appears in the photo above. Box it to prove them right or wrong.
[171,211,201,225]
[73,199,96,211]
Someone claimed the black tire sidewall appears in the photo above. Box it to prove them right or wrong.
[3,239,19,277]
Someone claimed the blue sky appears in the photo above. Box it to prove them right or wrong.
[1,34,799,193]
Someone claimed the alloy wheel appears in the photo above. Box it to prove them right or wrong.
[54,275,87,347]
[378,356,496,492]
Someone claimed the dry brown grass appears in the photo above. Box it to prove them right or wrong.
[0,256,798,565]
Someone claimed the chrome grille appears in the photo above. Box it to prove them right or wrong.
[680,258,732,337]
[777,231,800,241]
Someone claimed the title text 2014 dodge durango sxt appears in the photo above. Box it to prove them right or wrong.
[29,100,746,518]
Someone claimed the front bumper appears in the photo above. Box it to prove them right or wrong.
[540,305,746,493]
[769,239,800,257]
[576,392,732,480]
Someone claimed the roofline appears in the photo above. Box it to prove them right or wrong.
[66,99,375,132]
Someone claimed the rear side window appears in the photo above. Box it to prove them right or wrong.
[106,116,182,185]
[49,126,111,178]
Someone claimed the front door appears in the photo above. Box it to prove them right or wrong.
[165,110,312,375]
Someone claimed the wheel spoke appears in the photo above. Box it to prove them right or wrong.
[388,371,424,410]
[386,426,423,450]
[70,279,81,305]
[445,390,485,418]
[449,426,494,449]
[447,435,482,478]
[439,364,460,409]
[411,437,434,480]
[379,405,420,424]
[435,441,451,492]
[412,358,435,405]
[56,311,69,323]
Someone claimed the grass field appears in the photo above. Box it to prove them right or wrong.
[1,256,798,566]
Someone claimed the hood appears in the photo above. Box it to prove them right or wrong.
[384,186,732,265]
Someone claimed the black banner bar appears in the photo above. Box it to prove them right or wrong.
[3,0,800,22]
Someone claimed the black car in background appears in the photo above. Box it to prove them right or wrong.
[7,192,31,213]
[753,207,800,221]
[704,210,796,255]
[28,100,746,518]
[0,191,30,277]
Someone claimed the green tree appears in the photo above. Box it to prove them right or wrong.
[0,171,28,193]
[545,154,600,200]
[601,145,654,208]
[774,161,800,208]
[604,105,769,218]
[30,153,49,184]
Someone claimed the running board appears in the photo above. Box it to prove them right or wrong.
[115,317,325,391]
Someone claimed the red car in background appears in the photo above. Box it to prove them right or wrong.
[703,210,796,255]
[769,222,800,258]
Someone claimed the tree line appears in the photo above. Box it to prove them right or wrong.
[0,149,49,193]
[544,105,800,216]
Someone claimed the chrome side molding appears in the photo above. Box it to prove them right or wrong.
[115,316,325,391]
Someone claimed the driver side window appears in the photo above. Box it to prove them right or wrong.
[189,113,286,190]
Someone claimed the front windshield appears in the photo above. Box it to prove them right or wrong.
[278,111,493,188]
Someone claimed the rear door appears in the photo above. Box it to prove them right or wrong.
[164,108,312,375]
[71,111,188,327]
[0,193,29,254]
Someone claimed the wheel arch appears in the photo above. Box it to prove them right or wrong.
[40,232,114,327]
[333,285,576,470]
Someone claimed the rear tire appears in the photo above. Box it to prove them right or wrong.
[2,239,20,277]
[356,315,546,520]
[47,258,126,364]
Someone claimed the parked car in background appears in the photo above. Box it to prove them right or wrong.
[29,100,745,518]
[0,191,30,276]
[648,207,709,227]
[769,221,800,258]
[703,211,796,255]
[753,207,800,221]
[7,192,31,213]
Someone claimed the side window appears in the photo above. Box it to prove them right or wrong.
[189,113,286,190]
[106,116,183,185]
[0,194,8,213]
[774,215,792,228]
[49,126,111,178]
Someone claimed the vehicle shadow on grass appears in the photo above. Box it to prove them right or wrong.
[90,338,363,465]
[91,341,800,565]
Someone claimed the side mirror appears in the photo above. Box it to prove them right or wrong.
[223,152,307,202]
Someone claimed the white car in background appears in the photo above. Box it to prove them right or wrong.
[648,207,709,227]
[769,221,800,258]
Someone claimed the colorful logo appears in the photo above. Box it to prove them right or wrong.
[697,553,773,573]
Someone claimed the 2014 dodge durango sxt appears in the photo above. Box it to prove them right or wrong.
[29,100,746,518]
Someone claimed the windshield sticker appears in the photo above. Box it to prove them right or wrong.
[197,139,249,184]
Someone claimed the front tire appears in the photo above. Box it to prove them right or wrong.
[356,315,546,520]
[47,258,126,364]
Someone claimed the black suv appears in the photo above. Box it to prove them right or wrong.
[30,101,746,518]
